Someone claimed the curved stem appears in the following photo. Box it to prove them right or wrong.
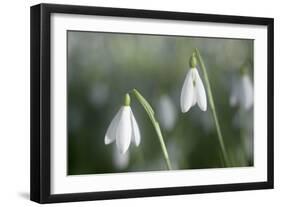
[132,89,172,170]
[195,48,230,167]
[154,122,172,170]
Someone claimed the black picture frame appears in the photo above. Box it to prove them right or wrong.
[30,3,274,204]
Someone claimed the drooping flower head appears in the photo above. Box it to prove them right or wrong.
[157,95,177,131]
[180,53,207,113]
[105,94,141,154]
[230,65,253,111]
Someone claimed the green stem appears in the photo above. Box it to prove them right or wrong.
[195,48,230,167]
[132,89,172,170]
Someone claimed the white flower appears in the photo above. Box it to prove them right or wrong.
[230,74,253,110]
[180,68,207,113]
[105,94,141,154]
[157,95,177,131]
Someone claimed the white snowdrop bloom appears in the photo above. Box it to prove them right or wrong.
[180,67,207,113]
[157,95,177,131]
[113,145,130,170]
[230,74,253,111]
[105,94,141,154]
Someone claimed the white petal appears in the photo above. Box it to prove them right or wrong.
[116,106,132,154]
[230,94,237,107]
[104,108,122,145]
[192,90,197,106]
[237,79,245,108]
[180,70,195,113]
[113,145,129,170]
[157,95,177,131]
[130,108,141,146]
[230,81,240,107]
[194,69,207,111]
[241,75,253,110]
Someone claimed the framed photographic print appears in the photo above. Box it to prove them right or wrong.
[30,3,274,203]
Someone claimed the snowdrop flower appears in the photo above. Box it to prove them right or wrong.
[230,68,253,111]
[105,94,141,154]
[157,95,177,131]
[180,53,207,113]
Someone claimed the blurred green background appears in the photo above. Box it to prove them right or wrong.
[67,31,254,175]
